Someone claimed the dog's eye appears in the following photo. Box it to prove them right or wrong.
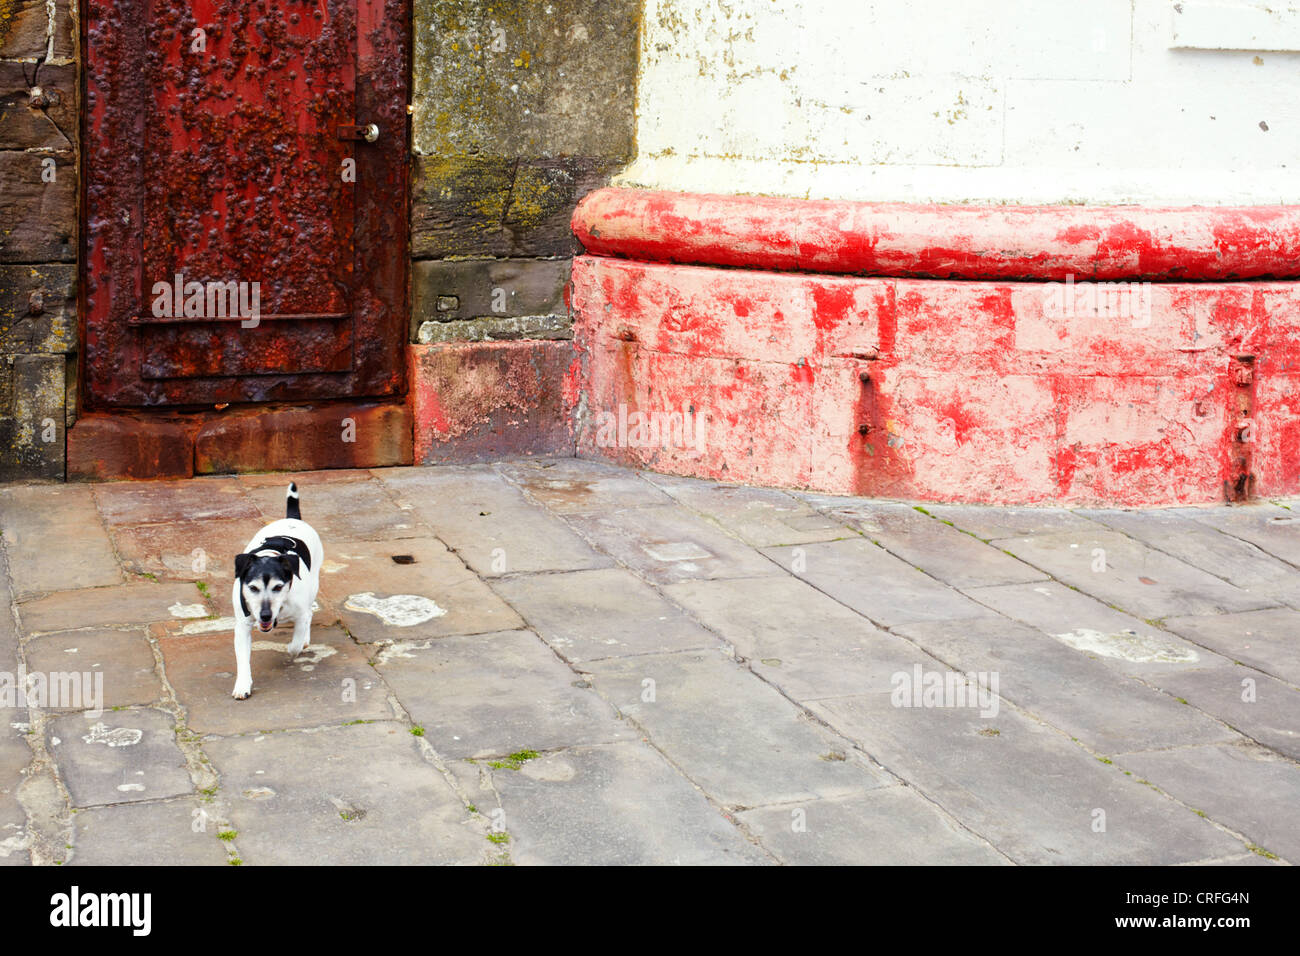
[272,584,284,592]
[248,584,261,593]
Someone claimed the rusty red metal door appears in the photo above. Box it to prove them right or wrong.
[84,0,408,407]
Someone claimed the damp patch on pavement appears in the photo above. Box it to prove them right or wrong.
[81,723,144,748]
[180,616,237,634]
[344,592,446,627]
[169,603,208,618]
[1052,628,1199,664]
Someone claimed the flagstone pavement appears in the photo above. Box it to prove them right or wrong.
[1,459,1297,865]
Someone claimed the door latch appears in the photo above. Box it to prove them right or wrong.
[336,123,380,143]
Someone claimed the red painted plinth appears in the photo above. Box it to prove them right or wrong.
[572,254,1300,505]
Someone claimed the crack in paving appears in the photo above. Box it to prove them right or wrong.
[143,626,239,865]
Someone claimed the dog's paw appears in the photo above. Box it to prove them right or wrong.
[286,641,306,658]
[231,680,252,700]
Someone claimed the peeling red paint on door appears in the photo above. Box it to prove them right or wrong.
[84,0,409,407]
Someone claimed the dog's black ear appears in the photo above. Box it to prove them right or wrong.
[279,553,301,581]
[234,552,255,580]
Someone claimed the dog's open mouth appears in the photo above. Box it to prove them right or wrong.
[258,621,274,632]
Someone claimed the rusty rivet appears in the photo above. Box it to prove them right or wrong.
[859,372,871,384]
[1234,367,1253,386]
[1193,401,1207,417]
[615,328,637,342]
[857,423,871,435]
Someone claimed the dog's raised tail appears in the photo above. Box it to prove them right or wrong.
[285,482,301,520]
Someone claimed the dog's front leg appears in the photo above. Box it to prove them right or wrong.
[286,612,312,658]
[232,620,254,699]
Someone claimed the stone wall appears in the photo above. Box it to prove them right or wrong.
[409,0,639,344]
[0,0,78,480]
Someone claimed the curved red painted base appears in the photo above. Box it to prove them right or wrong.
[574,187,1300,282]
[571,190,1300,505]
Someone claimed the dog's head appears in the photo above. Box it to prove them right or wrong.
[234,551,301,632]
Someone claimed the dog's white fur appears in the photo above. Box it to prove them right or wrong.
[230,491,324,700]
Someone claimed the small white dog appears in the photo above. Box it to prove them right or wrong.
[230,483,323,699]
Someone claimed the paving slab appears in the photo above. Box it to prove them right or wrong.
[1143,664,1300,761]
[324,537,524,640]
[5,463,1300,866]
[496,457,675,514]
[1079,507,1300,606]
[159,625,391,735]
[491,568,720,663]
[642,473,850,547]
[891,617,1236,755]
[0,543,22,712]
[961,580,1225,680]
[93,477,258,526]
[47,708,192,808]
[451,743,772,865]
[0,484,123,599]
[0,547,28,865]
[241,475,426,541]
[820,502,1049,588]
[908,502,1102,542]
[0,730,30,865]
[1116,742,1300,864]
[1184,503,1300,567]
[375,465,611,575]
[375,629,632,759]
[996,529,1275,620]
[794,492,907,513]
[737,787,1008,865]
[205,723,487,865]
[762,538,997,628]
[663,575,933,701]
[809,693,1247,865]
[109,517,254,583]
[70,798,231,866]
[17,581,212,634]
[1164,607,1300,686]
[243,469,379,487]
[586,649,889,808]
[24,628,162,711]
[566,505,785,586]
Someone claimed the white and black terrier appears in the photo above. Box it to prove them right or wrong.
[230,483,323,699]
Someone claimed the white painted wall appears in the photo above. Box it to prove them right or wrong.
[615,0,1300,204]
